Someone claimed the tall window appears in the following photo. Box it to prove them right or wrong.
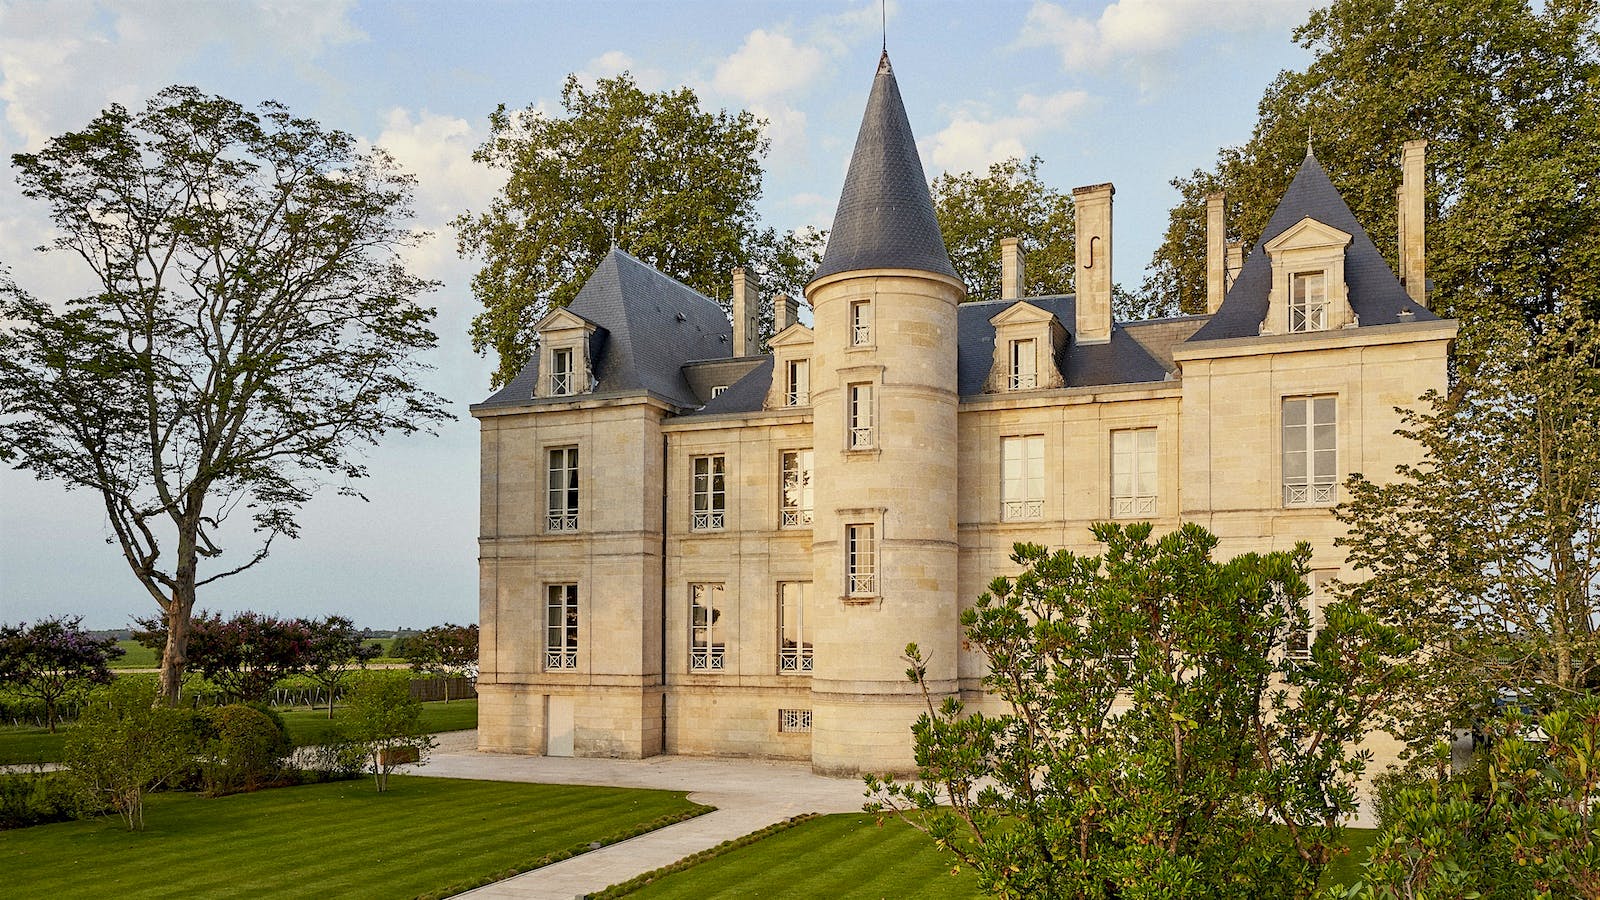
[786,359,810,406]
[1289,272,1328,333]
[545,584,578,669]
[689,583,725,670]
[1111,429,1157,517]
[549,347,574,395]
[547,446,579,532]
[1285,570,1332,661]
[1009,339,1037,390]
[848,383,874,449]
[1001,435,1044,520]
[780,450,813,527]
[1283,396,1337,506]
[847,524,877,596]
[691,455,727,530]
[850,299,873,346]
[778,582,812,673]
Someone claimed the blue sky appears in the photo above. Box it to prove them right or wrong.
[0,0,1320,629]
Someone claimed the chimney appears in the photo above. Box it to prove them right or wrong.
[1205,193,1226,314]
[772,291,800,333]
[1399,139,1427,307]
[731,267,762,356]
[1072,183,1114,344]
[1225,241,1244,292]
[1000,237,1026,301]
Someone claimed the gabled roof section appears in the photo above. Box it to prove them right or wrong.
[533,306,597,333]
[692,357,774,416]
[476,247,732,409]
[1188,152,1435,342]
[811,52,957,284]
[988,300,1058,328]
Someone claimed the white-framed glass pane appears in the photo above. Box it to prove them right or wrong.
[787,359,810,406]
[851,300,873,345]
[690,583,725,670]
[545,583,578,669]
[847,524,876,595]
[1284,397,1337,505]
[1010,339,1037,389]
[547,447,579,531]
[780,450,813,527]
[778,582,812,673]
[849,384,874,449]
[550,348,574,395]
[692,455,726,530]
[1111,429,1157,517]
[1001,435,1044,520]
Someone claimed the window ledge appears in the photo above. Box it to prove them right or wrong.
[842,447,882,460]
[841,594,880,606]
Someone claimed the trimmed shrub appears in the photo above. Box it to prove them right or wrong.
[0,769,83,830]
[200,704,292,795]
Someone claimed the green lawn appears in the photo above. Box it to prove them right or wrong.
[1,776,704,899]
[620,814,1381,899]
[0,699,477,766]
[108,640,158,669]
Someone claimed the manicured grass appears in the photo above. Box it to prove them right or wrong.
[620,814,1381,899]
[625,813,982,899]
[108,640,159,669]
[1,776,703,899]
[0,699,476,765]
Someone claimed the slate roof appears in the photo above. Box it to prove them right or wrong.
[693,357,774,416]
[811,52,957,283]
[1188,151,1437,342]
[476,248,733,409]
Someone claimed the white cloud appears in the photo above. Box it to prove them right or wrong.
[1020,0,1315,73]
[926,89,1092,175]
[574,50,666,90]
[713,29,827,101]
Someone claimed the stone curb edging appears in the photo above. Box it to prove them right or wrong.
[587,813,822,899]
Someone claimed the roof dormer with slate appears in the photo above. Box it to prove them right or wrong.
[1187,151,1436,343]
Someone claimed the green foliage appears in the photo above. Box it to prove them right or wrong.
[302,615,380,717]
[134,610,313,703]
[1334,699,1600,899]
[0,768,84,830]
[930,156,1075,304]
[405,622,479,701]
[456,72,821,387]
[198,704,293,795]
[0,616,123,731]
[345,671,434,792]
[1140,0,1600,326]
[870,523,1415,899]
[0,86,449,706]
[63,678,200,830]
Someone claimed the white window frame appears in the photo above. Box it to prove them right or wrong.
[1111,428,1158,518]
[1283,396,1337,507]
[1009,339,1037,390]
[786,359,810,406]
[1289,272,1328,333]
[710,385,728,399]
[780,450,813,528]
[549,347,574,396]
[1000,435,1045,521]
[846,524,877,597]
[689,583,725,671]
[691,454,727,530]
[848,383,875,450]
[850,299,873,346]
[778,581,813,674]
[546,446,579,532]
[545,584,578,670]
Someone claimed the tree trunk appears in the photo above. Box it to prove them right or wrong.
[157,526,201,707]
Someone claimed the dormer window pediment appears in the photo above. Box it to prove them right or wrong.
[764,323,815,409]
[986,301,1066,393]
[1260,217,1355,335]
[533,307,600,398]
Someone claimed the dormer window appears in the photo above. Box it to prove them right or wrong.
[549,348,574,395]
[1009,339,1037,390]
[786,359,810,406]
[850,299,873,346]
[710,385,728,399]
[1289,273,1328,333]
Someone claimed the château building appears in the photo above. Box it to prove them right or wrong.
[471,52,1455,775]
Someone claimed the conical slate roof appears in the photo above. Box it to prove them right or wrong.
[1188,151,1435,341]
[811,52,957,283]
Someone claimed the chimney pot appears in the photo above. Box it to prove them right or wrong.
[772,291,800,333]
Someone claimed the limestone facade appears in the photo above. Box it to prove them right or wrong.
[471,52,1456,776]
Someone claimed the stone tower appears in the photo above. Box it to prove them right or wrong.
[805,52,965,775]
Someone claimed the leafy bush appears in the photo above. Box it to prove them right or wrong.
[346,671,434,792]
[0,768,84,829]
[64,678,200,830]
[199,704,292,795]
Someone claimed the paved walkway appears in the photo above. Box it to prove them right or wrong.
[413,735,870,899]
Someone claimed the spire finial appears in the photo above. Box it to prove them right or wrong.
[881,0,887,53]
[1306,124,1314,159]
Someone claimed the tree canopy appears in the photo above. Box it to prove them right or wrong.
[0,85,449,704]
[0,616,123,732]
[869,523,1413,899]
[456,72,821,387]
[930,156,1075,304]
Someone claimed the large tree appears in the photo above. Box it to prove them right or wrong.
[457,72,820,387]
[0,616,124,732]
[869,524,1414,899]
[0,86,448,705]
[930,156,1075,304]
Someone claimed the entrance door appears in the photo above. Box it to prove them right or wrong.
[546,695,574,757]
